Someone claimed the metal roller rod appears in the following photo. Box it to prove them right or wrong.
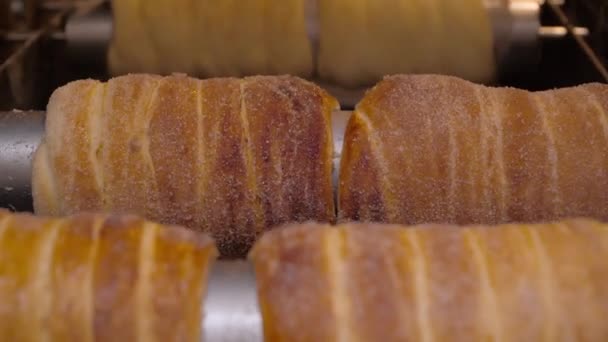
[0,110,45,212]
[204,260,262,342]
[0,110,353,212]
[64,1,113,68]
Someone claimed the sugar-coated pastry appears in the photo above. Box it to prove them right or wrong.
[0,209,216,341]
[32,74,338,257]
[251,220,608,341]
[339,74,608,224]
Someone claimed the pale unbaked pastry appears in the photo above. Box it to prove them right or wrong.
[109,0,495,87]
[108,0,313,78]
[251,220,608,341]
[0,209,216,341]
[32,74,337,257]
[317,0,495,87]
[339,74,608,224]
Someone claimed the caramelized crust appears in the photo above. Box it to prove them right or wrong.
[339,75,608,224]
[33,74,337,257]
[250,220,608,341]
[0,209,216,342]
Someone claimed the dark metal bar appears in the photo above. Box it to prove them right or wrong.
[0,110,45,211]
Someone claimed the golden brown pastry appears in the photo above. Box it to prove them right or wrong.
[33,74,337,257]
[109,0,313,78]
[250,220,608,341]
[339,74,608,225]
[318,0,495,87]
[0,209,216,341]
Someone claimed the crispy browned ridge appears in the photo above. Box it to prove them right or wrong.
[250,220,608,342]
[32,74,337,257]
[0,209,216,342]
[339,74,608,224]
